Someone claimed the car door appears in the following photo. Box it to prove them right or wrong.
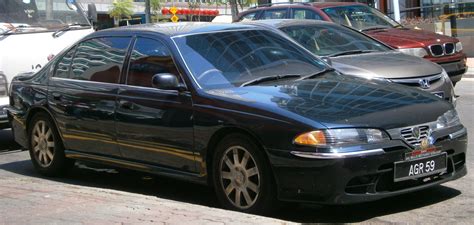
[48,36,132,157]
[115,36,196,172]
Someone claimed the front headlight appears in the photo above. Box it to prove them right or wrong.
[436,109,461,129]
[455,42,463,52]
[397,48,429,57]
[294,128,389,147]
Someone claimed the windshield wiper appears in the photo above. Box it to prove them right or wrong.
[53,23,91,37]
[361,26,390,32]
[240,74,301,87]
[298,68,335,81]
[0,25,26,36]
[329,50,377,57]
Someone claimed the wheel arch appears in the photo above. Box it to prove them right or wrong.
[26,106,63,142]
[205,126,275,186]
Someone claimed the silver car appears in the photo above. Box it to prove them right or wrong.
[247,19,455,103]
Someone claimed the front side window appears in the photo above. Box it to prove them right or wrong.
[280,24,390,56]
[239,12,258,21]
[292,9,323,20]
[173,29,327,89]
[127,38,180,88]
[323,5,399,30]
[70,37,131,84]
[262,9,288,20]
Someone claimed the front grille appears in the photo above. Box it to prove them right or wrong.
[0,73,7,97]
[430,45,444,56]
[429,43,455,57]
[400,125,430,146]
[390,73,443,89]
[444,43,455,55]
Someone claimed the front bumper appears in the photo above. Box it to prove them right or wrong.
[439,60,467,84]
[267,128,467,205]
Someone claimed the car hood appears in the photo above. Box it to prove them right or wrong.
[365,28,458,48]
[205,73,452,130]
[330,51,443,79]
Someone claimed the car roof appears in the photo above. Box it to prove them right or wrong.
[91,22,259,38]
[309,2,365,9]
[245,2,364,11]
[244,19,336,29]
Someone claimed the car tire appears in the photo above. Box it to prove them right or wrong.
[28,112,74,176]
[212,133,275,214]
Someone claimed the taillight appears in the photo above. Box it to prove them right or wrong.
[0,73,7,97]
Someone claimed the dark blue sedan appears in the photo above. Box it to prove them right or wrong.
[7,23,467,214]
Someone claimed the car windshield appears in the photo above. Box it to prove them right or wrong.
[0,0,90,34]
[322,5,399,30]
[279,24,390,56]
[173,29,328,89]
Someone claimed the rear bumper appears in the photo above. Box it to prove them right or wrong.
[0,104,10,129]
[267,130,467,205]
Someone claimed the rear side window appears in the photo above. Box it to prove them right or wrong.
[239,12,258,21]
[262,9,288,19]
[69,37,131,84]
[292,9,323,20]
[127,38,180,88]
[54,46,76,79]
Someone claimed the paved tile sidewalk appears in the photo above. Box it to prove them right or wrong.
[0,176,293,225]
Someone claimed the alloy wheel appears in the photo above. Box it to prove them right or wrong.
[219,146,261,209]
[31,120,55,167]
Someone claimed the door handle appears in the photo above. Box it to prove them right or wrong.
[119,100,135,110]
[52,93,62,101]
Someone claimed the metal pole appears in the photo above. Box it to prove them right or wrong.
[46,0,53,20]
[392,0,401,22]
[145,0,151,23]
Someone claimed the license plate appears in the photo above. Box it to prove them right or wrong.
[431,91,444,99]
[394,153,447,182]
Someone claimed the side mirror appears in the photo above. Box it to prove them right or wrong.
[321,56,332,66]
[152,73,185,91]
[87,3,98,24]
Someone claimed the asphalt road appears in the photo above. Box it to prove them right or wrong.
[0,79,473,224]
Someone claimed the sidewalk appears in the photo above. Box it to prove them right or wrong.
[467,57,474,76]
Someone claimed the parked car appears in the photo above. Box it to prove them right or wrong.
[237,2,468,85]
[246,19,455,103]
[7,23,467,214]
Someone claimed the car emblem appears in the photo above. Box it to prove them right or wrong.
[411,127,421,139]
[418,79,430,89]
[420,138,430,149]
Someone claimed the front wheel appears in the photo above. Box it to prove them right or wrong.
[212,134,275,214]
[28,113,73,176]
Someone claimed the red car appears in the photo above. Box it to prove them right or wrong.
[237,2,467,85]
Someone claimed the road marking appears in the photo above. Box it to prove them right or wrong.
[462,78,474,81]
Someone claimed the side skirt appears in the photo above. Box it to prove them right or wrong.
[65,150,208,185]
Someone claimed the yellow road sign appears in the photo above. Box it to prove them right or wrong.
[170,6,178,15]
[171,15,179,23]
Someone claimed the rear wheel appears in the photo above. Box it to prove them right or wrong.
[28,113,73,176]
[212,133,275,214]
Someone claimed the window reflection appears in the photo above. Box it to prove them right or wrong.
[127,38,179,88]
[175,29,326,89]
[70,37,131,84]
